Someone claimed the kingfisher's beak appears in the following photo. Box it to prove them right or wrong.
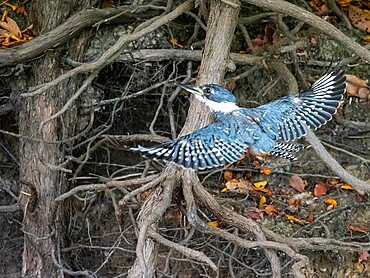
[178,84,204,96]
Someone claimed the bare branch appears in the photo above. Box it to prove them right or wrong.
[147,227,218,271]
[243,0,370,62]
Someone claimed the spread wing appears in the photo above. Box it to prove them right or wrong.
[253,68,346,142]
[132,122,250,170]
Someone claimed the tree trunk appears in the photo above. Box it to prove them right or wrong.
[19,1,93,276]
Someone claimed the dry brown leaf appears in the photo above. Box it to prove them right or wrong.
[314,182,327,197]
[346,74,370,100]
[224,178,251,193]
[264,205,278,217]
[243,207,263,220]
[101,0,114,8]
[16,6,27,16]
[224,170,233,181]
[290,175,306,193]
[307,212,314,223]
[0,17,21,38]
[347,224,369,233]
[348,5,370,33]
[288,198,301,206]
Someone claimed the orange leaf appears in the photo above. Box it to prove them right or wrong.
[288,198,301,206]
[336,0,352,7]
[224,170,233,181]
[15,6,27,16]
[328,178,340,186]
[170,38,184,48]
[226,81,236,91]
[286,214,308,225]
[3,3,18,11]
[290,175,306,192]
[264,204,278,217]
[1,9,7,22]
[260,166,272,175]
[324,198,337,209]
[208,220,220,227]
[347,225,369,233]
[340,183,354,190]
[259,195,267,210]
[314,182,327,197]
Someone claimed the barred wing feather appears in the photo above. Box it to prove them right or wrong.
[255,69,346,142]
[132,123,248,170]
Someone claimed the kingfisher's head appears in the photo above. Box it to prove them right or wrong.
[179,84,239,113]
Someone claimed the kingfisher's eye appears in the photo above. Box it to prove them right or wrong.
[203,87,211,96]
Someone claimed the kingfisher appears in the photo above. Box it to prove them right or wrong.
[132,69,346,170]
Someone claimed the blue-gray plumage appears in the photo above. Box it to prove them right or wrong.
[132,69,346,170]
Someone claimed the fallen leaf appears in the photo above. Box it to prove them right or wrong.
[290,175,306,192]
[260,166,272,175]
[243,207,263,220]
[224,170,233,181]
[328,178,340,186]
[348,5,370,33]
[208,221,220,227]
[363,35,370,44]
[259,195,267,210]
[0,17,21,37]
[358,249,370,263]
[170,38,184,48]
[226,81,236,91]
[324,198,337,209]
[336,0,351,7]
[224,178,251,193]
[347,225,369,233]
[314,182,327,197]
[15,6,27,16]
[307,212,314,223]
[1,9,7,22]
[288,198,301,206]
[251,159,261,169]
[265,204,278,217]
[253,180,269,193]
[3,2,18,11]
[358,87,370,100]
[345,74,370,101]
[254,180,268,188]
[340,183,354,190]
[286,214,308,225]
